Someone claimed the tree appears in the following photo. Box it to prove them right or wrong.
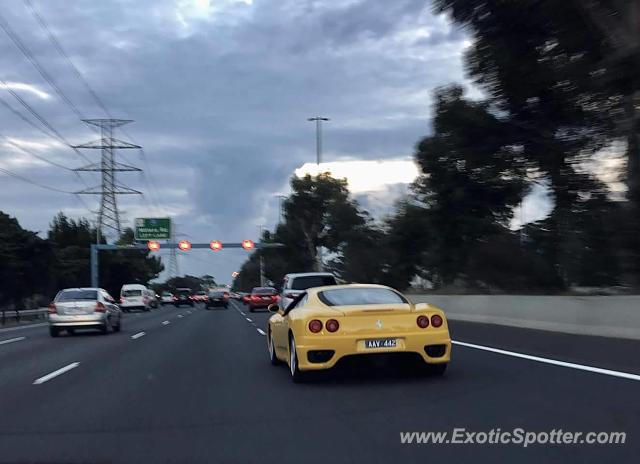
[284,173,367,271]
[0,212,52,308]
[412,85,527,287]
[431,1,630,287]
[48,213,96,290]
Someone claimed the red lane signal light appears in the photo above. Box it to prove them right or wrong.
[147,241,161,251]
[241,239,255,251]
[210,240,223,251]
[178,240,192,251]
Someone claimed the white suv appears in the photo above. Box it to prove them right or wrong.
[279,272,338,310]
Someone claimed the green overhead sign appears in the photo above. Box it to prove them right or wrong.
[135,217,171,240]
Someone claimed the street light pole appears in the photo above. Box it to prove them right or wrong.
[307,116,329,165]
[259,224,266,286]
[307,116,330,271]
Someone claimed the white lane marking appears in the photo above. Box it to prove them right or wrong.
[33,362,80,385]
[162,320,170,326]
[246,318,253,323]
[240,312,246,316]
[131,332,146,340]
[0,336,26,346]
[0,322,47,333]
[256,328,266,336]
[178,314,184,318]
[452,340,640,382]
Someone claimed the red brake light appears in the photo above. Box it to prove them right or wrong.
[308,319,323,333]
[417,315,429,328]
[430,314,443,328]
[95,302,107,313]
[48,303,57,314]
[326,319,339,332]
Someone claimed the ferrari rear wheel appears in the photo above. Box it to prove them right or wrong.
[289,336,307,383]
[268,331,280,365]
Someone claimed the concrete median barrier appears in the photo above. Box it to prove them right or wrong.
[409,295,640,340]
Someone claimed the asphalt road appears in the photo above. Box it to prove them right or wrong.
[0,300,638,463]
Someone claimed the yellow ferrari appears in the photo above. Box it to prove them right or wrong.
[267,284,451,382]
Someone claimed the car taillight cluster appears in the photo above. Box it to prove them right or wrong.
[48,303,57,314]
[417,314,444,328]
[308,319,323,333]
[308,319,340,333]
[95,302,107,313]
[120,297,125,304]
[325,319,339,333]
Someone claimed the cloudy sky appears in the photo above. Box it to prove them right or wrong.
[0,0,477,285]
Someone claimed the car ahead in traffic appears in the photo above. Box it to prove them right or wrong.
[48,288,122,337]
[174,288,194,307]
[160,291,174,305]
[206,289,229,309]
[279,272,338,310]
[120,284,152,312]
[247,287,279,312]
[193,290,208,303]
[266,284,451,382]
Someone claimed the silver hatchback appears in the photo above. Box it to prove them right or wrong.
[48,288,122,337]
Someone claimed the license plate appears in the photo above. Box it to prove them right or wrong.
[262,297,271,300]
[365,338,397,349]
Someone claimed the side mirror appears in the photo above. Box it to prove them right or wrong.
[267,303,279,313]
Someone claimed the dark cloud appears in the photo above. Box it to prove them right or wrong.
[0,0,469,284]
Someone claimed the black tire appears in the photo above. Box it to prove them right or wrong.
[249,307,255,312]
[288,335,307,383]
[49,326,60,337]
[427,363,447,376]
[268,331,281,365]
[100,319,111,335]
[66,328,75,336]
[114,317,122,332]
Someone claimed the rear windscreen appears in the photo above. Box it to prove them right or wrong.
[122,290,142,297]
[56,290,98,302]
[253,287,277,295]
[291,276,337,290]
[176,289,191,295]
[318,288,407,306]
[209,292,225,298]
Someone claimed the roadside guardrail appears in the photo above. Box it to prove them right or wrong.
[0,308,48,326]
[410,294,640,340]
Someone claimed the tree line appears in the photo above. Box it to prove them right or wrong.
[0,211,163,309]
[234,1,640,293]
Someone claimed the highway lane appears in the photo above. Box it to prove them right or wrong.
[0,299,638,463]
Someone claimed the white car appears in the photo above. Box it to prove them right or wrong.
[48,288,122,337]
[160,291,174,305]
[279,272,338,310]
[120,284,151,312]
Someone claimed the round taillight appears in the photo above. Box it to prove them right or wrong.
[417,315,429,328]
[326,319,339,332]
[431,314,443,328]
[308,319,323,333]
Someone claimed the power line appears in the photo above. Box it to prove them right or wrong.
[0,131,71,170]
[0,166,73,193]
[0,78,93,165]
[23,0,112,118]
[0,10,85,120]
